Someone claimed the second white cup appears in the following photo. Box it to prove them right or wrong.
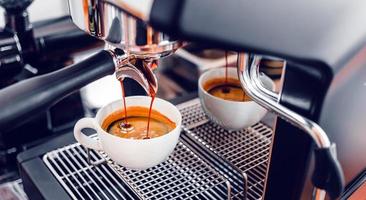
[198,67,274,130]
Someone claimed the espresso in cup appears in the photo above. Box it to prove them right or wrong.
[198,67,274,130]
[203,77,251,102]
[74,96,182,170]
[102,106,176,140]
[203,52,251,102]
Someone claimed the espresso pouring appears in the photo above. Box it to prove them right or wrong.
[203,52,251,102]
[107,59,174,140]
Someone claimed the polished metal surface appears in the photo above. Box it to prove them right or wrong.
[43,98,272,200]
[237,54,331,148]
[109,50,158,95]
[43,143,138,200]
[68,0,181,59]
[237,53,336,199]
[253,56,281,101]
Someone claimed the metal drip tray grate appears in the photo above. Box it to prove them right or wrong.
[43,143,138,200]
[43,98,273,200]
[44,140,230,200]
[103,142,230,199]
[178,99,272,199]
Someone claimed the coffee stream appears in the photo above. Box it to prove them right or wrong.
[223,52,245,101]
[225,51,228,85]
[119,80,128,124]
[119,80,134,133]
[118,62,157,139]
[146,87,156,139]
[221,51,229,94]
[204,52,249,102]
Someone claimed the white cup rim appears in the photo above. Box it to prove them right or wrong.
[199,67,274,104]
[95,96,182,142]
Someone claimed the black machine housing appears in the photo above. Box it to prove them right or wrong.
[148,0,366,199]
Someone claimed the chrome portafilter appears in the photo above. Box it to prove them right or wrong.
[68,0,182,59]
[68,0,182,96]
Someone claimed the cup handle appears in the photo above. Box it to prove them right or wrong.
[74,118,103,151]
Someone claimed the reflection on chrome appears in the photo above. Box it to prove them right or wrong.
[68,0,181,59]
[237,53,340,200]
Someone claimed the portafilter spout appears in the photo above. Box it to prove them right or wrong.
[115,52,158,96]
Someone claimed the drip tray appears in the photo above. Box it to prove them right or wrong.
[43,98,273,200]
[178,99,272,199]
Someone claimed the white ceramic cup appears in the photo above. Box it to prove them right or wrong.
[198,67,274,130]
[73,96,182,170]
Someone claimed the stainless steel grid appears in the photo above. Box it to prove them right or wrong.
[43,143,138,200]
[43,144,136,200]
[43,140,230,200]
[43,97,273,200]
[103,142,231,200]
[178,98,272,200]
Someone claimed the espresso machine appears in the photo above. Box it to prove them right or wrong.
[0,0,365,199]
